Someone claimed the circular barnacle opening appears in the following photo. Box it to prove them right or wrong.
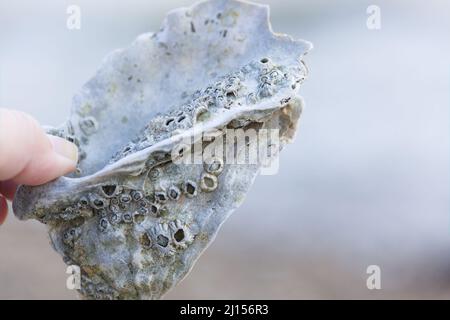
[165,118,175,126]
[147,167,161,181]
[150,203,160,215]
[93,199,105,207]
[101,185,117,197]
[79,197,89,207]
[109,212,120,224]
[155,191,168,203]
[183,180,197,198]
[123,145,132,153]
[226,92,237,104]
[140,233,152,248]
[174,229,185,242]
[79,117,99,135]
[122,213,133,223]
[204,177,215,188]
[168,186,180,201]
[83,117,96,127]
[90,195,108,209]
[260,57,269,64]
[98,218,108,232]
[200,173,218,192]
[139,200,149,208]
[156,235,169,248]
[131,190,144,201]
[134,212,145,224]
[204,157,224,175]
[120,194,132,204]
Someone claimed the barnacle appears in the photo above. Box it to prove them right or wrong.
[13,0,311,299]
[200,172,219,192]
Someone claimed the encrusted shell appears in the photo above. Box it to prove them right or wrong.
[13,0,311,300]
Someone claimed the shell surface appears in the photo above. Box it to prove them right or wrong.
[13,0,312,299]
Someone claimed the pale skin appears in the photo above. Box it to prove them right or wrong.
[0,108,79,225]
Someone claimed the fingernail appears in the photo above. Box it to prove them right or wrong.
[48,135,79,163]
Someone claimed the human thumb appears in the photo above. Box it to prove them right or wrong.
[0,108,78,186]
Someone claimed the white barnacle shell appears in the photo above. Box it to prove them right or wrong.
[13,0,312,300]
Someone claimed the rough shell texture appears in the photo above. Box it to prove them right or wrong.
[13,0,312,299]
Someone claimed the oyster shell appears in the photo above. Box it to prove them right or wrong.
[13,0,312,299]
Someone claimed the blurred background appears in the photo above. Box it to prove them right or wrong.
[0,0,449,299]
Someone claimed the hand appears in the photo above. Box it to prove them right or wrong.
[0,108,79,225]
